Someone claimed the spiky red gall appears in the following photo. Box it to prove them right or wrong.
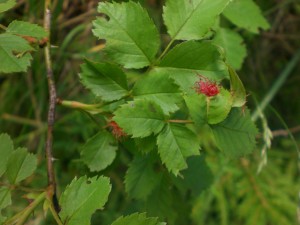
[194,75,220,97]
[108,121,127,139]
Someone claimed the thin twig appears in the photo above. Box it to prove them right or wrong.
[43,0,59,213]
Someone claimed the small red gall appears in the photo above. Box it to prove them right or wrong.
[194,75,220,97]
[107,121,127,139]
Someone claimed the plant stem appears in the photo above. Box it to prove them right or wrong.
[5,192,46,225]
[47,198,64,225]
[43,0,59,212]
[0,24,7,30]
[57,99,103,111]
[168,119,194,124]
[252,49,300,121]
[157,39,175,62]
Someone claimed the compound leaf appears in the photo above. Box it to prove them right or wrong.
[111,213,166,225]
[157,124,200,175]
[211,108,258,157]
[93,1,160,69]
[80,131,117,172]
[0,0,16,13]
[125,154,162,200]
[0,33,33,73]
[7,20,47,40]
[59,176,111,225]
[6,147,37,184]
[114,100,166,138]
[80,60,129,101]
[223,0,270,33]
[163,0,231,40]
[133,70,182,114]
[0,133,14,177]
[212,28,247,70]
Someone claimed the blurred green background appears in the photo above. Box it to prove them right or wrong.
[0,0,299,224]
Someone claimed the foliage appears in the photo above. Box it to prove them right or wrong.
[0,0,299,225]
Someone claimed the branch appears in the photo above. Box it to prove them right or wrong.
[43,0,59,212]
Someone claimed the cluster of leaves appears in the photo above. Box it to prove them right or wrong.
[80,0,262,184]
[0,133,165,225]
[0,0,273,224]
[0,1,48,73]
[69,0,270,222]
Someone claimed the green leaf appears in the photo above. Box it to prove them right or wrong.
[207,88,233,124]
[111,213,166,225]
[223,0,270,33]
[0,0,16,13]
[134,135,157,154]
[0,133,14,177]
[228,65,246,107]
[6,20,48,40]
[60,176,111,225]
[0,187,11,223]
[181,155,213,196]
[184,88,233,126]
[114,100,166,138]
[0,187,11,208]
[6,147,37,184]
[0,33,33,73]
[158,41,228,93]
[80,131,117,172]
[157,124,200,175]
[125,154,162,200]
[163,0,231,40]
[93,1,160,68]
[212,28,247,70]
[146,175,176,222]
[184,94,207,127]
[133,70,182,114]
[211,108,258,157]
[79,60,129,101]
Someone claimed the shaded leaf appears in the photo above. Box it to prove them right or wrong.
[211,108,258,157]
[157,124,200,175]
[80,131,117,172]
[228,65,246,107]
[223,0,270,33]
[80,60,129,101]
[146,175,176,222]
[0,133,14,177]
[0,0,16,13]
[114,100,166,138]
[135,135,157,154]
[7,20,47,40]
[93,1,160,68]
[6,147,37,184]
[60,176,111,225]
[181,155,214,196]
[133,70,182,114]
[163,0,231,40]
[212,28,247,70]
[111,212,166,225]
[0,34,33,73]
[125,154,162,200]
[0,187,11,222]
